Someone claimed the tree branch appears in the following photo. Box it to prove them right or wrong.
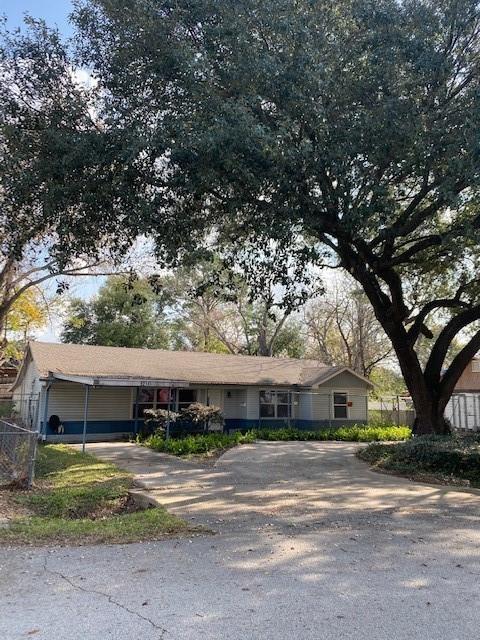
[440,330,480,402]
[407,294,473,344]
[424,304,480,386]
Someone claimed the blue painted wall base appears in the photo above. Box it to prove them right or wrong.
[224,418,367,432]
[43,417,368,441]
[44,420,137,438]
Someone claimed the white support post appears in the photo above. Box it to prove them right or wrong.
[82,385,90,454]
[165,386,172,441]
[328,391,332,428]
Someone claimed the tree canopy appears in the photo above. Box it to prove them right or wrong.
[72,0,480,433]
[0,18,142,356]
[61,276,170,348]
[306,277,393,376]
[165,260,311,357]
[61,268,309,357]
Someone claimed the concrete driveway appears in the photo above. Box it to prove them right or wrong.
[1,441,480,640]
[81,440,480,532]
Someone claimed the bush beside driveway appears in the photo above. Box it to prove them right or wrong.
[138,424,412,458]
[358,434,480,489]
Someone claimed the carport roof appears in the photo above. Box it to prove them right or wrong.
[15,341,373,389]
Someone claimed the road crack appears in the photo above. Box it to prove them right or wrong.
[42,555,169,639]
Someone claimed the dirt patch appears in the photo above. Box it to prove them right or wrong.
[0,489,31,522]
[90,494,142,519]
[185,447,234,467]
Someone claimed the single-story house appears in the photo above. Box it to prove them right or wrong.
[11,341,373,442]
[445,357,480,431]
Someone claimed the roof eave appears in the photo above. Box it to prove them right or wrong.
[9,343,32,392]
[311,366,374,389]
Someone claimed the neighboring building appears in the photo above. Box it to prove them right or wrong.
[0,365,17,401]
[445,357,480,431]
[11,342,373,442]
[0,366,17,417]
[452,357,480,393]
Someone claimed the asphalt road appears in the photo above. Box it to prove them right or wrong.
[1,442,480,640]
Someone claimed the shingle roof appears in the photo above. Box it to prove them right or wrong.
[21,341,372,388]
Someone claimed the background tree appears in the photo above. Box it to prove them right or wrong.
[75,0,480,433]
[305,277,393,376]
[165,260,311,356]
[61,276,170,348]
[369,367,407,400]
[2,288,50,364]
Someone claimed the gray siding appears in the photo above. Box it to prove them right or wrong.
[311,370,370,422]
[206,388,223,410]
[223,388,247,420]
[48,382,132,421]
[319,371,369,389]
[310,389,368,422]
[12,357,42,429]
[348,394,369,421]
[311,392,332,422]
[246,387,260,420]
[296,392,312,420]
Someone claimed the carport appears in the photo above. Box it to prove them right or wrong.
[41,373,187,449]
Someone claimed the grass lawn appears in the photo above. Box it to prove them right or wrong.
[141,424,411,457]
[358,435,480,488]
[0,445,195,546]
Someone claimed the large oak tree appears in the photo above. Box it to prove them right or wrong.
[0,18,143,360]
[73,0,480,433]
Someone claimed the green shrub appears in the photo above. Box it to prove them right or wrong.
[144,430,256,456]
[177,402,224,429]
[253,424,411,443]
[358,435,480,487]
[143,408,179,438]
[142,424,411,456]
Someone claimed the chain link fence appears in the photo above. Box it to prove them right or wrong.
[0,419,38,487]
[0,394,40,487]
[368,396,415,427]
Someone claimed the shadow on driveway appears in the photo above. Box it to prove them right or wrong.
[84,441,480,534]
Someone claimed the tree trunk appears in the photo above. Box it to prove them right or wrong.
[410,391,450,436]
[257,329,270,356]
[391,337,451,435]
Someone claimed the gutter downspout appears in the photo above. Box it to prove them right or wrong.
[134,386,139,436]
[41,380,53,441]
[166,386,172,442]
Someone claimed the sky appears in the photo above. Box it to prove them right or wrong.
[1,0,74,35]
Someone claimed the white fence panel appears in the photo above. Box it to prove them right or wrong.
[446,394,480,431]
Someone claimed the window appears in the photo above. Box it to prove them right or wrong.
[156,388,176,411]
[134,387,155,419]
[472,360,480,373]
[178,389,197,411]
[333,392,348,419]
[133,387,176,418]
[260,390,276,418]
[260,390,291,419]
